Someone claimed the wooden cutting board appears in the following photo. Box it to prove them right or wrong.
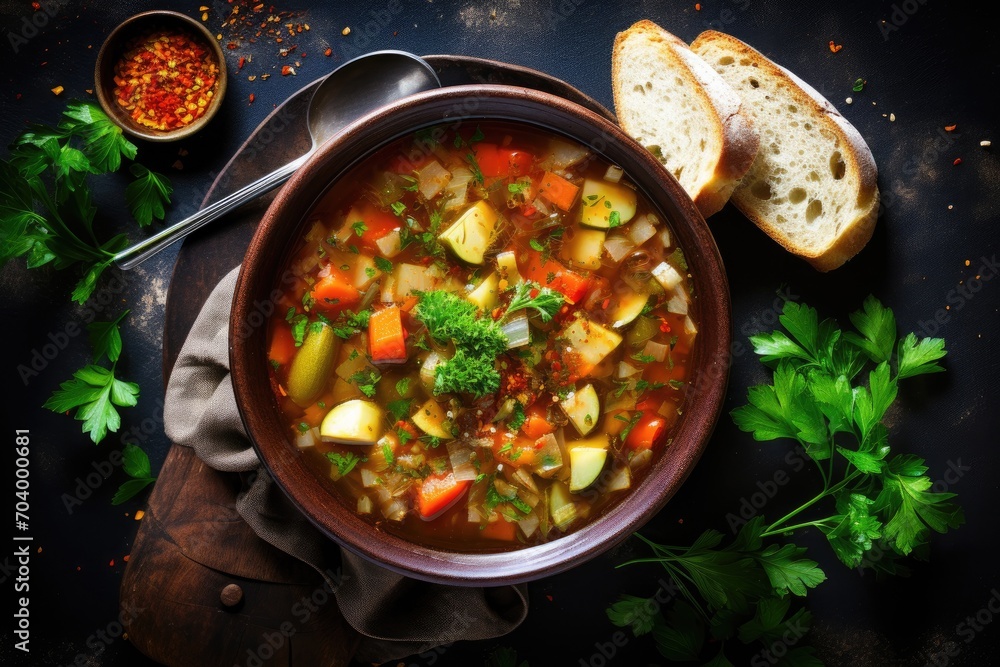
[119,55,612,667]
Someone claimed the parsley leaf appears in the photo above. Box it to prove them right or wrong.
[896,332,947,379]
[374,256,393,274]
[607,595,659,636]
[87,309,128,363]
[504,281,565,322]
[125,163,173,227]
[326,451,363,477]
[351,220,367,236]
[112,443,157,505]
[507,401,526,431]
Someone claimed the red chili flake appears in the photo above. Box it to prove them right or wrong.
[829,40,843,53]
[112,27,220,131]
[238,55,246,69]
[226,42,238,50]
[31,1,41,10]
[601,298,610,310]
[695,2,701,9]
[109,559,115,567]
[659,318,672,333]
[545,595,554,602]
[944,124,957,132]
[15,93,22,100]
[248,93,255,104]
[280,64,294,76]
[953,158,963,166]
[324,47,332,57]
[123,554,131,562]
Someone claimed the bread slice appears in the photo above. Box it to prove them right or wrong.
[691,30,879,271]
[612,20,759,218]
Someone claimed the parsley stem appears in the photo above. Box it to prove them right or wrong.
[36,187,107,259]
[763,469,863,535]
[760,519,833,538]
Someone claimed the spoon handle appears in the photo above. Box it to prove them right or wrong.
[113,155,307,270]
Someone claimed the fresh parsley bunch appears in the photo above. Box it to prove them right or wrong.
[0,101,172,303]
[607,295,962,665]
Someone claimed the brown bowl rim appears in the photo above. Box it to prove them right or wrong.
[230,84,731,586]
[94,10,227,142]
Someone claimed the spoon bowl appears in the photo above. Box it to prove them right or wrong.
[113,50,441,270]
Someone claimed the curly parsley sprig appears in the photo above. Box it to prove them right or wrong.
[608,295,961,664]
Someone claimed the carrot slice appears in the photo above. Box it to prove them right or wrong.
[268,324,297,366]
[310,267,361,312]
[369,305,408,363]
[480,518,517,541]
[521,403,555,440]
[417,472,471,520]
[538,171,580,211]
[520,251,591,304]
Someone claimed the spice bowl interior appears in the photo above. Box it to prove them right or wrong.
[230,85,732,586]
[95,10,227,142]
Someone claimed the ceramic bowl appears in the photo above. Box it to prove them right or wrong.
[95,10,226,142]
[230,85,731,585]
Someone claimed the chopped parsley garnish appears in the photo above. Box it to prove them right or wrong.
[387,398,413,422]
[505,281,565,322]
[390,201,406,216]
[364,266,376,279]
[326,452,363,477]
[507,401,527,432]
[616,412,642,441]
[608,210,622,228]
[508,181,529,194]
[466,152,484,184]
[529,238,545,252]
[348,368,381,397]
[631,352,656,364]
[374,256,393,274]
[351,220,367,236]
[395,378,411,396]
[381,443,395,466]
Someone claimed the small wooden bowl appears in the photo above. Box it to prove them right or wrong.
[231,85,732,585]
[94,10,227,142]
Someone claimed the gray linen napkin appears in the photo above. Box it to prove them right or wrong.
[163,266,528,664]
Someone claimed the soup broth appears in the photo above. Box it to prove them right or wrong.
[266,121,698,551]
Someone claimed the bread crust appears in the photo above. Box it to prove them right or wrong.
[612,20,759,218]
[691,30,879,271]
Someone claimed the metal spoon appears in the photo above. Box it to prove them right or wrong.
[113,50,441,270]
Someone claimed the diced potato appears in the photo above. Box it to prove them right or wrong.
[605,464,631,492]
[652,261,684,292]
[610,289,649,328]
[320,399,384,445]
[375,229,402,258]
[349,254,378,290]
[569,447,608,492]
[467,272,500,311]
[560,384,600,436]
[578,178,637,229]
[559,227,606,271]
[496,251,522,285]
[560,317,624,375]
[412,398,454,439]
[392,263,438,299]
[438,200,499,265]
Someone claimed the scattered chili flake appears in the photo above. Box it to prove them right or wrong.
[324,47,332,57]
[238,55,246,69]
[123,554,130,562]
[172,159,185,170]
[281,65,295,76]
[112,27,220,131]
[545,595,554,602]
[953,158,963,166]
[109,559,115,567]
[944,124,957,132]
[51,85,64,95]
[248,93,255,104]
[31,1,41,10]
[695,3,701,9]
[134,510,145,521]
[829,40,843,53]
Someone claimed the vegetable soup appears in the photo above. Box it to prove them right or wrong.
[266,121,698,551]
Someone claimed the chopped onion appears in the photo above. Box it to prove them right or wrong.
[443,166,472,211]
[502,313,531,348]
[295,427,320,449]
[617,361,642,379]
[641,340,669,363]
[603,164,624,183]
[518,512,540,539]
[531,197,551,216]
[420,352,443,391]
[532,434,563,477]
[380,275,397,303]
[360,468,380,488]
[375,229,402,258]
[604,390,637,414]
[417,159,452,200]
[603,235,636,264]
[494,478,519,500]
[629,448,654,471]
[381,498,407,521]
[658,228,672,249]
[546,138,591,170]
[447,442,478,482]
[605,465,631,492]
[512,467,539,494]
[666,293,688,315]
[684,315,698,335]
[627,215,658,247]
[357,495,373,514]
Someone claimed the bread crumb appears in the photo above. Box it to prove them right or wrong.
[889,113,896,122]
[51,85,64,95]
[342,26,351,35]
[845,96,853,104]
[981,140,992,148]
[965,259,971,266]
[135,510,145,521]
[948,204,954,210]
